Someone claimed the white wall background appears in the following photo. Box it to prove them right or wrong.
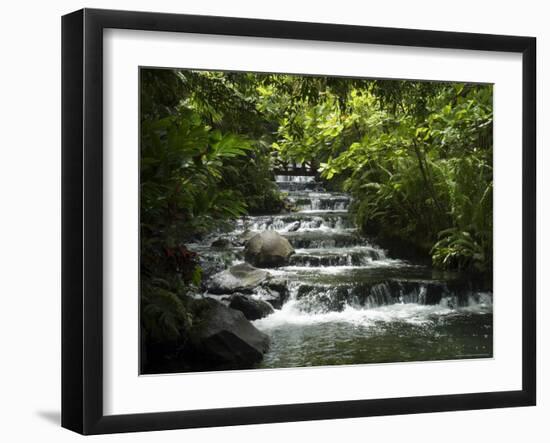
[0,0,546,441]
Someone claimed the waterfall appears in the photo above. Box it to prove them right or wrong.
[191,172,492,368]
[196,173,493,328]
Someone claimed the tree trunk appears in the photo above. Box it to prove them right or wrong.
[412,142,446,219]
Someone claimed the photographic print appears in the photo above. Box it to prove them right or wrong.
[140,68,493,375]
[62,10,536,433]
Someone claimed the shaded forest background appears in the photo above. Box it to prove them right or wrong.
[140,68,493,345]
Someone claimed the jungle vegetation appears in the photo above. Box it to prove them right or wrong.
[140,68,493,344]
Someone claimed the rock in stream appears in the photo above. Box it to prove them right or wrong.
[188,298,270,367]
[244,230,295,267]
[207,263,271,294]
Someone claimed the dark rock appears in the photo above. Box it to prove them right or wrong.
[259,278,290,309]
[259,288,284,309]
[229,294,274,320]
[211,238,233,249]
[244,231,295,268]
[189,299,269,366]
[264,278,290,297]
[207,263,270,294]
[424,282,446,305]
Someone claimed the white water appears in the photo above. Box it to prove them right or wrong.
[255,290,492,329]
[274,175,316,183]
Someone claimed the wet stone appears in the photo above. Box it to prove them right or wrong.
[207,263,271,294]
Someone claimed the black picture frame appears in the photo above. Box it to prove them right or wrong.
[62,8,536,435]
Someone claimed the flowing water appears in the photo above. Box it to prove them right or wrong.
[192,174,493,369]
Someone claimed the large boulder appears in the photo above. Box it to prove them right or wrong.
[244,231,294,268]
[189,299,269,366]
[207,263,270,294]
[229,294,274,320]
[210,238,233,249]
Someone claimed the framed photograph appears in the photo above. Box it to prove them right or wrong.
[62,8,536,435]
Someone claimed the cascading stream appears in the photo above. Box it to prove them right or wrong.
[195,173,493,368]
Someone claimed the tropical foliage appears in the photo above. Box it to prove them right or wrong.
[257,76,493,272]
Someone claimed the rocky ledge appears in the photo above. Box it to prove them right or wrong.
[187,298,270,367]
